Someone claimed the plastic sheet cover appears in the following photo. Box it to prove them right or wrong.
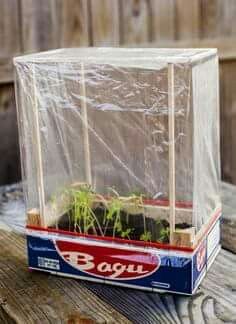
[14,48,221,244]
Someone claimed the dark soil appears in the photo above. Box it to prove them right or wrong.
[51,205,190,244]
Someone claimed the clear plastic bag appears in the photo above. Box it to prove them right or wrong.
[14,48,221,245]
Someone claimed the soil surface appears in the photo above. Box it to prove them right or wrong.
[53,206,190,244]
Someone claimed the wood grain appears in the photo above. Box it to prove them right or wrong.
[0,228,235,323]
[60,0,90,47]
[20,0,61,52]
[0,58,13,84]
[0,0,21,84]
[0,230,130,324]
[201,0,236,38]
[83,250,236,323]
[120,0,150,44]
[150,0,175,41]
[0,0,21,56]
[175,0,200,40]
[90,0,120,46]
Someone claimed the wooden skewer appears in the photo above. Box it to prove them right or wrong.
[32,63,46,227]
[168,63,176,244]
[80,63,92,185]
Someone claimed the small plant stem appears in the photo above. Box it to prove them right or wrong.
[76,224,82,234]
[68,211,71,231]
[91,224,98,235]
[90,208,104,236]
[113,211,120,238]
[84,206,87,234]
[104,219,109,236]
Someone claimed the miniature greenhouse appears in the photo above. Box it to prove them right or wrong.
[14,48,221,294]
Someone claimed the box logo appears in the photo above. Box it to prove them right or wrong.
[55,240,160,280]
[197,242,207,272]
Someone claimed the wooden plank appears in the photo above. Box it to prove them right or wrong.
[200,0,218,38]
[172,227,195,247]
[175,0,200,39]
[150,0,175,41]
[0,306,16,324]
[27,208,40,227]
[20,0,61,52]
[217,0,236,37]
[0,230,130,323]
[84,250,236,323]
[201,0,236,38]
[168,63,176,243]
[0,0,21,56]
[90,0,120,46]
[80,63,92,184]
[120,0,150,44]
[0,58,13,84]
[60,0,90,47]
[0,228,234,323]
[0,0,21,83]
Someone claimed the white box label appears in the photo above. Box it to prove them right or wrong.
[38,257,60,270]
[207,221,220,259]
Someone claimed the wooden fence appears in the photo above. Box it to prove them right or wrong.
[1,0,236,184]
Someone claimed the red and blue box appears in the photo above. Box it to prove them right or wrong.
[26,208,221,295]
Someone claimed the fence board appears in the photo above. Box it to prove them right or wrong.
[150,0,175,41]
[219,0,236,36]
[0,58,13,84]
[0,0,21,83]
[90,0,120,46]
[0,0,21,56]
[60,0,90,47]
[120,0,150,44]
[220,60,236,185]
[20,0,61,52]
[201,0,236,38]
[200,0,217,38]
[175,0,200,39]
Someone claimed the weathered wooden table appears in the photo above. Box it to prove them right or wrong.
[0,182,235,323]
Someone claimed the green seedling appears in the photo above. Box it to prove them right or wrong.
[140,231,152,242]
[54,184,158,243]
[66,186,104,236]
[156,219,170,243]
[159,227,170,243]
[120,228,133,239]
[103,197,123,237]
